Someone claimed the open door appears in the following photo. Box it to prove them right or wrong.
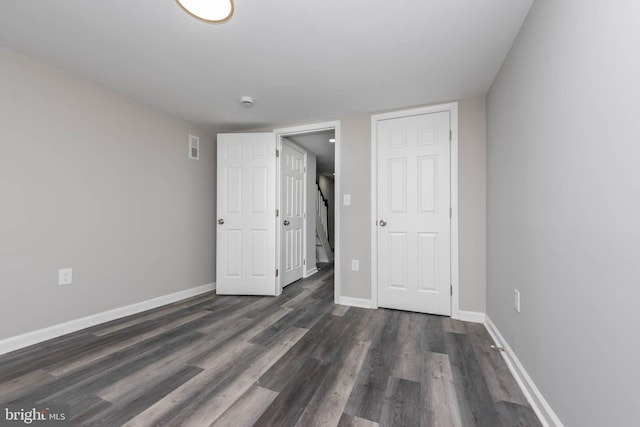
[216,133,277,295]
[280,140,306,286]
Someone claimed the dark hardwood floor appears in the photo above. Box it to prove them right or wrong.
[0,266,541,426]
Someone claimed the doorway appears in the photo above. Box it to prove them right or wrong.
[275,122,340,300]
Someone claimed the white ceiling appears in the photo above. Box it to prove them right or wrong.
[0,0,533,132]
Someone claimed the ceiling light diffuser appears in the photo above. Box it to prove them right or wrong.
[176,0,234,23]
[329,138,336,143]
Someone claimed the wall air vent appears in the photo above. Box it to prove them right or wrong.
[189,134,200,160]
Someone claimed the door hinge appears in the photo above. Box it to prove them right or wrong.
[449,207,452,218]
[304,166,306,173]
[303,259,306,265]
[449,130,452,141]
[451,285,453,296]
[276,149,280,158]
[276,269,279,277]
[304,212,306,219]
[276,209,279,217]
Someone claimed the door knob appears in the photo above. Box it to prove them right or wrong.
[283,220,290,226]
[218,219,224,225]
[379,219,387,226]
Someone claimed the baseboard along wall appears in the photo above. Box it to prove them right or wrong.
[0,282,215,356]
[303,267,319,278]
[457,310,486,323]
[337,296,375,309]
[0,283,562,427]
[484,315,564,427]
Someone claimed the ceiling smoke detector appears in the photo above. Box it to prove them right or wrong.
[240,96,254,108]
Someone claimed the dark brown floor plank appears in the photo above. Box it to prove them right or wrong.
[337,413,380,427]
[443,317,467,334]
[0,333,98,384]
[210,385,278,427]
[343,309,401,423]
[256,313,338,392]
[465,321,529,405]
[379,377,422,427]
[253,358,331,426]
[248,307,315,346]
[0,369,55,403]
[296,337,371,427]
[446,331,502,427]
[421,351,463,427]
[495,401,543,427]
[86,292,218,337]
[48,311,212,376]
[68,395,113,425]
[0,264,541,427]
[10,329,204,405]
[125,328,307,426]
[191,307,292,370]
[81,365,203,426]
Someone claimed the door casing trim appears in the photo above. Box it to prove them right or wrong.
[370,102,460,319]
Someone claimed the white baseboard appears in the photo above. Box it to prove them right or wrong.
[457,310,486,323]
[338,296,374,309]
[484,315,564,427]
[303,267,318,278]
[0,282,216,356]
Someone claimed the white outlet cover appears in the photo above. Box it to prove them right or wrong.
[59,268,73,286]
[351,259,359,271]
[343,194,351,205]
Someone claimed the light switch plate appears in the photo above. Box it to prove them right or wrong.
[343,194,351,205]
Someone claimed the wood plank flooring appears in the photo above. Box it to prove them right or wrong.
[0,266,541,426]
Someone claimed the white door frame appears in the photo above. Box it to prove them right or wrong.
[273,121,341,300]
[370,103,460,319]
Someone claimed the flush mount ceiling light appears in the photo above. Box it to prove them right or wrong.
[176,0,234,23]
[329,138,336,143]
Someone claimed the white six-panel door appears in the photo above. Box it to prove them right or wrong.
[376,111,451,315]
[216,133,276,295]
[281,141,306,286]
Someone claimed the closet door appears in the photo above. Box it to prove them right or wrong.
[376,111,451,315]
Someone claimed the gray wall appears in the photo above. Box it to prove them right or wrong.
[0,47,216,340]
[486,1,640,425]
[318,175,335,247]
[338,99,487,313]
[458,98,487,312]
[339,114,372,299]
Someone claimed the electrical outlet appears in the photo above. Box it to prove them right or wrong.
[59,268,73,286]
[343,194,351,206]
[351,259,359,271]
[514,289,521,312]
